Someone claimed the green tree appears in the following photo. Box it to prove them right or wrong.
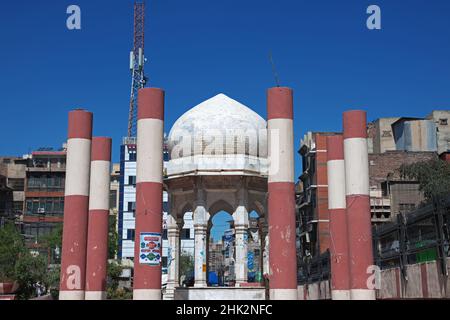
[0,223,25,281]
[400,159,450,204]
[40,224,62,249]
[45,265,60,299]
[106,261,132,300]
[40,223,63,264]
[0,223,62,299]
[14,252,48,300]
[179,252,194,281]
[108,214,118,259]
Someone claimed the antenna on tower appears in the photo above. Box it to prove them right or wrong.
[127,1,147,138]
[269,51,281,87]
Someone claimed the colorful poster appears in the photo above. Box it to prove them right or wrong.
[139,232,162,265]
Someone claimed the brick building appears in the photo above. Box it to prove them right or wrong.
[368,151,437,224]
[22,149,66,261]
[297,132,340,258]
[297,129,441,260]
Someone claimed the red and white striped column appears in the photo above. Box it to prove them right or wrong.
[343,110,376,300]
[133,88,165,300]
[59,109,93,300]
[327,135,351,300]
[85,137,112,300]
[267,87,298,300]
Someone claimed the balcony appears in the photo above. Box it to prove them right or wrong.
[27,164,66,173]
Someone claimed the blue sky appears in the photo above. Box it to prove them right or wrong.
[1,0,450,180]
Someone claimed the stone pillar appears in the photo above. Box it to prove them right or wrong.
[343,110,375,300]
[267,87,298,300]
[327,135,351,300]
[85,137,112,300]
[165,215,180,300]
[59,109,93,300]
[133,88,165,300]
[193,193,208,287]
[194,223,207,287]
[260,217,269,281]
[234,205,249,286]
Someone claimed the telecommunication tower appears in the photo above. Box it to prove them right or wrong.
[127,1,147,138]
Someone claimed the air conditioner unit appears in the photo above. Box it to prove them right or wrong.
[37,208,45,214]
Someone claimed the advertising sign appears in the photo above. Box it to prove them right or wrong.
[139,232,162,265]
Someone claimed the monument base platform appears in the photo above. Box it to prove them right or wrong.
[174,287,267,300]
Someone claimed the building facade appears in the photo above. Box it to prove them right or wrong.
[117,137,195,267]
[0,171,13,225]
[0,156,27,225]
[22,149,66,261]
[297,116,444,259]
[297,132,340,258]
[368,117,399,154]
[368,151,437,224]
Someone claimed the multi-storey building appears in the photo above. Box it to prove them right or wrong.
[367,117,399,154]
[368,151,437,224]
[22,148,66,261]
[0,171,12,225]
[118,137,195,268]
[368,111,449,157]
[208,241,224,283]
[426,110,450,156]
[297,132,340,257]
[0,156,27,225]
[297,111,449,259]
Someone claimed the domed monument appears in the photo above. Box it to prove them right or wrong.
[58,87,298,301]
[164,94,270,300]
[167,93,268,173]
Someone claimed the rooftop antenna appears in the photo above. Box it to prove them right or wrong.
[269,51,281,87]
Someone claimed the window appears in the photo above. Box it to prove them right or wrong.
[181,228,191,240]
[23,222,60,242]
[8,178,24,191]
[439,118,448,126]
[163,151,169,162]
[110,190,117,209]
[127,201,136,212]
[129,151,137,162]
[382,130,392,137]
[162,229,168,240]
[27,174,64,191]
[25,197,64,215]
[127,229,135,240]
[128,176,136,186]
[13,201,23,213]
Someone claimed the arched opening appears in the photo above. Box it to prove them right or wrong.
[207,210,235,287]
[179,207,195,287]
[248,210,263,283]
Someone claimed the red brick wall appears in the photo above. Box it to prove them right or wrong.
[369,151,437,187]
[315,134,330,254]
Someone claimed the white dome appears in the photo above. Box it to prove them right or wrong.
[168,93,267,160]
